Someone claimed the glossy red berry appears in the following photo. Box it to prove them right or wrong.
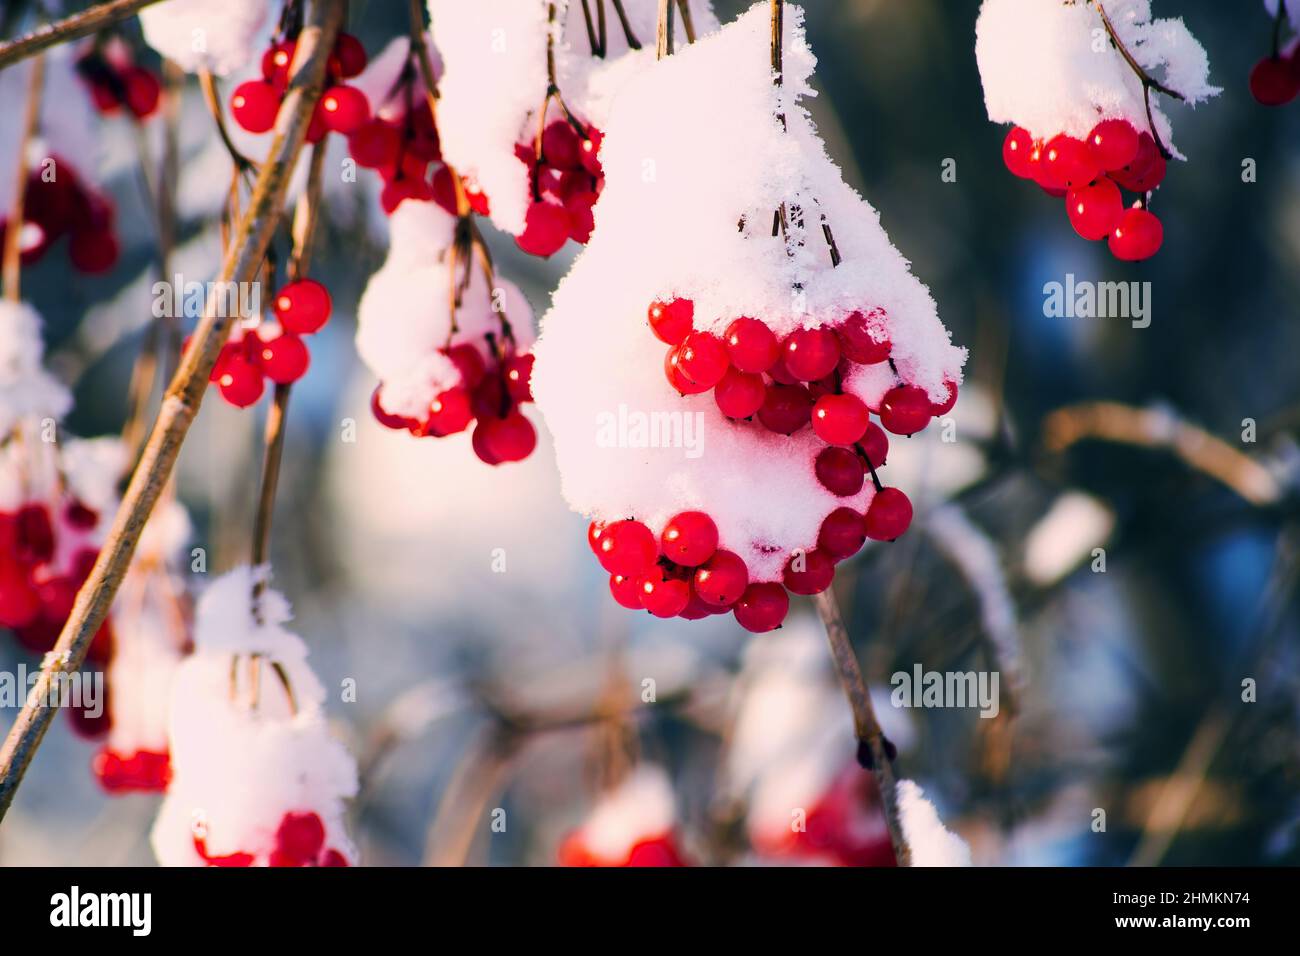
[664,346,711,395]
[676,332,729,388]
[504,354,535,403]
[1066,177,1123,241]
[426,387,473,436]
[1041,134,1099,190]
[661,511,719,567]
[319,85,371,134]
[349,121,401,168]
[1110,132,1161,192]
[596,520,658,576]
[1250,56,1299,106]
[330,33,368,79]
[262,40,296,88]
[693,549,748,607]
[216,355,264,407]
[818,507,867,560]
[1086,119,1139,171]
[274,279,332,334]
[757,384,812,435]
[230,80,280,134]
[609,573,642,610]
[836,310,891,364]
[929,379,959,416]
[648,298,694,345]
[276,812,326,864]
[637,568,691,618]
[865,487,913,541]
[879,385,932,435]
[783,549,835,595]
[255,332,310,384]
[814,446,865,497]
[811,394,870,446]
[516,201,570,257]
[1002,126,1036,178]
[724,317,779,373]
[476,410,537,463]
[733,583,789,633]
[579,127,603,176]
[781,328,840,381]
[541,120,582,169]
[1108,207,1163,261]
[714,368,766,419]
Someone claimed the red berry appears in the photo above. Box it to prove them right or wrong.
[781,328,840,381]
[370,386,419,430]
[122,67,161,119]
[330,33,368,79]
[447,344,487,389]
[426,387,473,436]
[757,383,812,435]
[1086,119,1139,171]
[637,568,691,618]
[609,573,643,610]
[230,80,280,134]
[714,367,766,419]
[319,85,371,134]
[588,521,607,554]
[811,393,870,446]
[693,550,748,606]
[276,812,326,863]
[579,127,603,176]
[679,589,719,620]
[0,564,39,629]
[68,228,118,274]
[504,353,535,403]
[516,201,570,257]
[664,346,711,395]
[565,191,596,243]
[818,507,866,560]
[15,504,54,564]
[1109,132,1161,192]
[865,487,913,541]
[216,355,264,407]
[676,332,730,388]
[783,549,835,595]
[380,175,434,214]
[878,385,932,435]
[929,379,959,416]
[1108,207,1163,261]
[1066,177,1123,241]
[648,298,694,345]
[733,583,789,633]
[1250,56,1299,106]
[350,121,401,168]
[274,279,332,334]
[1041,134,1099,190]
[836,310,891,365]
[255,332,310,384]
[595,520,657,575]
[262,40,296,88]
[661,511,719,567]
[541,120,582,169]
[814,446,865,497]
[724,317,779,373]
[475,410,536,463]
[1001,126,1036,178]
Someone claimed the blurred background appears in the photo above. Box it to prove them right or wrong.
[0,0,1297,866]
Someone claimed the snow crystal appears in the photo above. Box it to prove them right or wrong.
[531,3,964,581]
[975,0,1219,158]
[140,0,271,77]
[578,764,677,862]
[897,779,972,867]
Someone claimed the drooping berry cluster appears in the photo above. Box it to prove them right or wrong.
[371,343,538,466]
[205,279,331,409]
[1001,118,1165,261]
[76,41,161,121]
[230,32,370,140]
[193,811,349,868]
[0,157,120,274]
[514,118,605,257]
[93,749,171,792]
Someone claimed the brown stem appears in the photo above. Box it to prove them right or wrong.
[0,0,165,71]
[610,0,642,50]
[199,70,256,175]
[812,586,911,866]
[1090,0,1184,160]
[579,0,601,56]
[656,0,675,59]
[676,0,696,43]
[0,0,345,827]
[2,53,44,303]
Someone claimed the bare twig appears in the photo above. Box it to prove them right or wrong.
[199,70,257,175]
[656,0,674,59]
[0,0,345,826]
[609,0,642,50]
[2,54,44,303]
[676,0,697,43]
[0,0,164,71]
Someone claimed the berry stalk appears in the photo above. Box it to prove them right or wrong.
[0,0,346,827]
[2,52,44,304]
[1090,0,1185,160]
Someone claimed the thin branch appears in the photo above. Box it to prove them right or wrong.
[2,53,44,303]
[0,0,345,826]
[199,70,257,175]
[1090,0,1184,160]
[656,0,674,59]
[812,586,911,866]
[609,0,642,50]
[676,0,696,43]
[0,0,165,71]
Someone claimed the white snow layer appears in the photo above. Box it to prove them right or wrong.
[897,779,973,867]
[975,0,1219,157]
[0,301,72,438]
[577,764,677,862]
[140,0,272,77]
[530,3,964,581]
[151,566,358,866]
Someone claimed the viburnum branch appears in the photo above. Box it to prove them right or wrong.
[0,0,345,826]
[579,0,601,56]
[656,0,675,59]
[2,52,44,304]
[0,0,165,70]
[811,587,912,866]
[676,0,696,43]
[1090,0,1184,160]
[609,0,642,50]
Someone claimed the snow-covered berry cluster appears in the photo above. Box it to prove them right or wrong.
[75,38,161,121]
[1251,0,1300,105]
[140,0,269,77]
[557,765,690,867]
[515,117,605,256]
[975,0,1219,260]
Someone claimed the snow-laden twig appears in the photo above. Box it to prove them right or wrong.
[0,0,164,71]
[0,0,346,826]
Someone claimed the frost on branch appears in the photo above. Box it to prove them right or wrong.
[557,764,689,866]
[896,779,973,867]
[151,567,358,867]
[974,0,1219,156]
[140,0,271,77]
[531,4,965,608]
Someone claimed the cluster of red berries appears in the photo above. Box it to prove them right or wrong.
[514,119,604,257]
[205,279,332,408]
[76,45,161,121]
[193,811,348,867]
[0,501,113,736]
[230,33,370,141]
[92,748,170,792]
[0,158,119,274]
[1001,118,1165,260]
[1250,39,1300,105]
[558,831,688,867]
[371,345,538,466]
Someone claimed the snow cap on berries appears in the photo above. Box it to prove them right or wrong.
[0,301,72,438]
[566,764,679,865]
[140,0,271,77]
[975,0,1219,157]
[897,779,973,867]
[150,566,358,866]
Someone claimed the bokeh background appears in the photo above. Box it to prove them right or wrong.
[1,0,1297,866]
